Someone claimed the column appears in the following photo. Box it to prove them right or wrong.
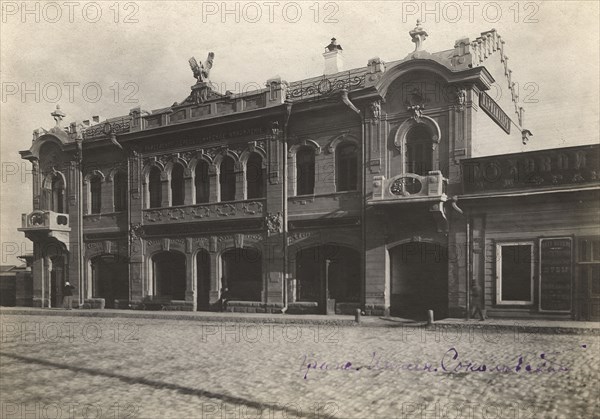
[208,251,220,306]
[185,252,196,311]
[264,128,286,309]
[160,173,170,208]
[234,161,245,201]
[128,152,144,304]
[184,168,194,205]
[209,165,219,202]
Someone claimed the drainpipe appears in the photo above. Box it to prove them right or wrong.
[465,212,471,320]
[339,89,365,313]
[450,196,469,320]
[281,102,293,314]
[76,137,84,308]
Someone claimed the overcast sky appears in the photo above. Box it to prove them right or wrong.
[1,1,599,265]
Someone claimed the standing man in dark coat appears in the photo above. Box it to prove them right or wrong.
[471,281,485,321]
[63,281,75,310]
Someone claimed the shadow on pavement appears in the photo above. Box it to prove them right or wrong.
[0,351,328,419]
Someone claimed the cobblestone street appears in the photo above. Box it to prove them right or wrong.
[1,314,598,419]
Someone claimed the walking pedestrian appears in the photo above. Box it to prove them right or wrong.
[63,281,75,310]
[471,282,485,321]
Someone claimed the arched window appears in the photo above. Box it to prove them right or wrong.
[113,171,127,212]
[336,142,358,192]
[220,156,236,202]
[51,175,65,213]
[90,175,102,214]
[171,163,185,206]
[405,125,432,176]
[195,160,210,204]
[296,147,315,196]
[246,153,265,199]
[148,167,162,209]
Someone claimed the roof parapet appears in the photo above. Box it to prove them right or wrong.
[452,29,525,128]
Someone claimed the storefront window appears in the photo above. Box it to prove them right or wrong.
[496,242,533,305]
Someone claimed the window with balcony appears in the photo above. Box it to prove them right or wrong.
[195,160,210,204]
[51,175,65,213]
[296,147,315,196]
[336,142,358,192]
[246,153,265,199]
[148,167,162,209]
[90,175,102,214]
[171,163,185,206]
[405,125,433,176]
[113,171,127,212]
[220,156,236,202]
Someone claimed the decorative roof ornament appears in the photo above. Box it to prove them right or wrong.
[188,52,215,104]
[409,20,428,52]
[325,37,343,52]
[51,105,65,127]
[189,52,215,83]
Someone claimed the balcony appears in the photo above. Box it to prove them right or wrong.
[20,210,70,231]
[19,211,71,249]
[142,199,265,226]
[369,171,447,205]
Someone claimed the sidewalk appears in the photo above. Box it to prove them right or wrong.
[1,306,598,334]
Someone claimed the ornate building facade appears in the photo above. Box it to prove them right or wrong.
[18,23,600,320]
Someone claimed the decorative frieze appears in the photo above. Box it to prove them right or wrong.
[142,141,263,169]
[143,200,264,224]
[287,231,313,245]
[287,71,366,101]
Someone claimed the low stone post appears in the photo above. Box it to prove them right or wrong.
[427,310,434,326]
[355,308,361,324]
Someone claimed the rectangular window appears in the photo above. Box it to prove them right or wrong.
[496,242,534,305]
[539,237,572,312]
[576,237,600,321]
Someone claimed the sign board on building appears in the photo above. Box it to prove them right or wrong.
[479,92,511,134]
[539,237,573,312]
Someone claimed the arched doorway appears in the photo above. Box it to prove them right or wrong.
[221,248,262,301]
[91,255,129,308]
[196,250,211,310]
[389,242,448,320]
[295,244,361,314]
[152,252,186,300]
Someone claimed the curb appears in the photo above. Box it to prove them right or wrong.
[0,308,357,327]
[429,322,600,335]
[1,308,598,334]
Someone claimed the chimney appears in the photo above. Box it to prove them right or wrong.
[323,37,343,75]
